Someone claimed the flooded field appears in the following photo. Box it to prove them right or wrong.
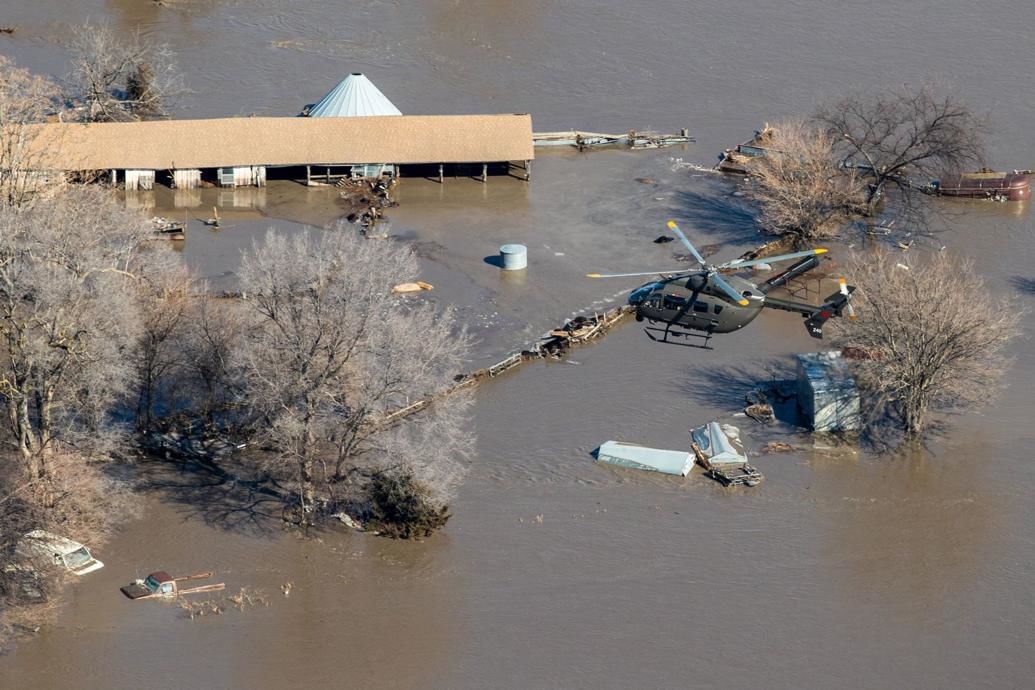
[1,1,1034,688]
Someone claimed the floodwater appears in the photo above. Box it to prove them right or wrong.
[2,1,1035,688]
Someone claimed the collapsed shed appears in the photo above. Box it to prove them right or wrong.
[795,351,860,432]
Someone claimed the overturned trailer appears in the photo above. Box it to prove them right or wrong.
[690,422,762,486]
[596,441,694,476]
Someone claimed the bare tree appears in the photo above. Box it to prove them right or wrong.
[0,187,168,501]
[237,228,473,523]
[816,84,986,217]
[748,120,866,247]
[828,249,1021,440]
[132,269,195,432]
[180,297,245,424]
[0,56,66,208]
[66,23,185,122]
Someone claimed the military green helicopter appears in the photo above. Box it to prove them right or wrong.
[587,220,855,346]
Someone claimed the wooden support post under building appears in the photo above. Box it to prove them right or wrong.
[481,163,487,183]
[111,169,117,186]
[439,163,444,184]
[306,165,311,186]
[525,160,532,181]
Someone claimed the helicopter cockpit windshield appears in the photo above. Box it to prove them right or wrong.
[629,282,663,305]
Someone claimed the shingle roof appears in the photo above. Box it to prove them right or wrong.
[307,73,402,117]
[23,114,534,170]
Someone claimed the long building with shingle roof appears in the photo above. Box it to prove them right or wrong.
[19,113,534,188]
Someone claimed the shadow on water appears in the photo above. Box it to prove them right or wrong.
[666,186,760,246]
[1008,275,1035,295]
[680,358,801,424]
[134,457,285,538]
[483,254,504,268]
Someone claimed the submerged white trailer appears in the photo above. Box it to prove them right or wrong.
[596,441,694,476]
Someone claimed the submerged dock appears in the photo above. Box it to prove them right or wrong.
[372,305,633,431]
[534,129,693,150]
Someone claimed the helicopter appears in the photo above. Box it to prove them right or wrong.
[587,220,855,346]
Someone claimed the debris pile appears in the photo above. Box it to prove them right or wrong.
[532,307,632,359]
[145,425,245,463]
[338,177,398,235]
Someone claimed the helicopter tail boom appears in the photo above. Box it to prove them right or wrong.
[762,285,855,339]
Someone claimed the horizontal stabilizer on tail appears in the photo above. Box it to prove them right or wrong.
[804,285,855,339]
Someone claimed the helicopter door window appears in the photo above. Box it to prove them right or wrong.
[713,305,724,315]
[662,295,686,309]
[692,302,708,313]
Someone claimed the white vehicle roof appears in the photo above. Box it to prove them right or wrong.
[20,530,86,556]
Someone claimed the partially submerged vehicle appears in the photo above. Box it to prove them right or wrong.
[121,571,225,600]
[690,422,763,486]
[150,217,186,241]
[15,530,104,576]
[716,124,775,175]
[929,169,1031,201]
[596,441,694,476]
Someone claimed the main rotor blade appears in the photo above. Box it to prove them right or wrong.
[666,220,706,266]
[709,272,749,306]
[721,248,828,270]
[586,270,689,279]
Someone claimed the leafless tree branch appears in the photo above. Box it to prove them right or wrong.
[828,248,1022,441]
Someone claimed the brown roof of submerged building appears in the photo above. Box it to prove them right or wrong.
[22,114,534,171]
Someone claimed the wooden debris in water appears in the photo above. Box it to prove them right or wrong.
[179,599,223,620]
[228,587,269,610]
[744,403,774,424]
[391,281,434,294]
[534,129,693,150]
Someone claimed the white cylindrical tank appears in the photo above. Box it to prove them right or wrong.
[500,244,527,270]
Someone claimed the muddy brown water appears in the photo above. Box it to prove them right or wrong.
[2,1,1035,688]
